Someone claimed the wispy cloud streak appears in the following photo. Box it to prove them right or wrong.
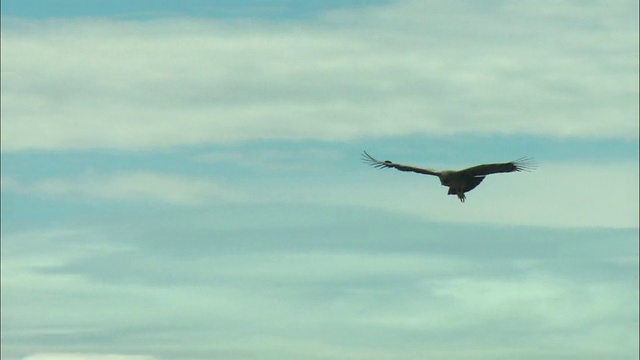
[21,172,243,205]
[2,0,638,151]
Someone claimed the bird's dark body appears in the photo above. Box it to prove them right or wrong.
[442,174,484,196]
[362,151,535,202]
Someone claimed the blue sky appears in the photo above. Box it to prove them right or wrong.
[1,1,639,359]
[1,0,389,19]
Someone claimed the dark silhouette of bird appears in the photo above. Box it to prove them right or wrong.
[362,151,536,202]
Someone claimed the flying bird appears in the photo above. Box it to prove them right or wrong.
[362,151,536,202]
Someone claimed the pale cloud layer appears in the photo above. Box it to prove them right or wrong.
[19,171,243,205]
[1,175,20,190]
[2,0,638,151]
[2,222,638,360]
[23,354,156,360]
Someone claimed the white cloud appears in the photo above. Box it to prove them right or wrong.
[2,223,637,360]
[195,147,343,171]
[26,171,244,205]
[1,0,638,151]
[23,354,156,360]
[1,175,20,190]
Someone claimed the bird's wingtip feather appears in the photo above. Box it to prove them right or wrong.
[513,157,537,172]
[361,150,379,166]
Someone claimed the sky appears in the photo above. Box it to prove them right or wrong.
[1,0,639,359]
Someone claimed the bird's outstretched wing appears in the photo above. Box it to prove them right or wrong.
[361,151,440,176]
[458,157,536,176]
